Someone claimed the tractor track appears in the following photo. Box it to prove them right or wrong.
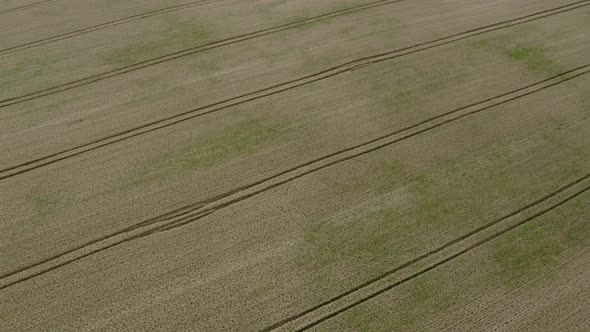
[1,63,588,291]
[0,0,57,15]
[287,177,590,331]
[0,0,224,55]
[0,0,409,107]
[1,0,588,181]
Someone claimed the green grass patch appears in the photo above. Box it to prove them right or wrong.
[369,61,468,114]
[467,36,563,77]
[295,207,401,271]
[492,200,590,288]
[27,190,62,222]
[0,62,27,79]
[0,57,54,94]
[261,4,404,75]
[294,140,519,290]
[177,119,282,170]
[407,174,438,197]
[507,46,563,76]
[340,274,451,331]
[342,306,373,332]
[116,118,284,190]
[104,18,215,66]
[332,192,590,331]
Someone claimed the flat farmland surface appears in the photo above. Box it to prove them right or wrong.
[1,0,589,331]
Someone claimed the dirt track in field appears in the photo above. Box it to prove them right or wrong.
[1,0,589,330]
[0,0,57,14]
[1,0,588,176]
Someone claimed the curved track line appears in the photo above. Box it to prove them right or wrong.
[293,181,590,331]
[1,64,588,291]
[1,0,588,181]
[0,0,408,107]
[0,0,56,15]
[0,0,224,55]
[0,209,216,292]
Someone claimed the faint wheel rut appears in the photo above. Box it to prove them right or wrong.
[0,0,57,15]
[1,0,589,181]
[0,0,409,108]
[269,176,590,331]
[1,63,588,291]
[0,0,224,55]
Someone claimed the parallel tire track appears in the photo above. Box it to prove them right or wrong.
[0,0,223,55]
[0,0,408,108]
[288,177,590,331]
[1,0,589,181]
[0,0,56,15]
[1,63,588,291]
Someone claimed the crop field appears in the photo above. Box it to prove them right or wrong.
[1,0,589,330]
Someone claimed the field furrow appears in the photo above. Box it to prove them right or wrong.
[0,0,56,15]
[1,0,588,330]
[309,187,590,331]
[1,0,588,175]
[0,0,224,55]
[2,2,589,278]
[3,64,590,290]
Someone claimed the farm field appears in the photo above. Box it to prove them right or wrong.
[0,0,589,330]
